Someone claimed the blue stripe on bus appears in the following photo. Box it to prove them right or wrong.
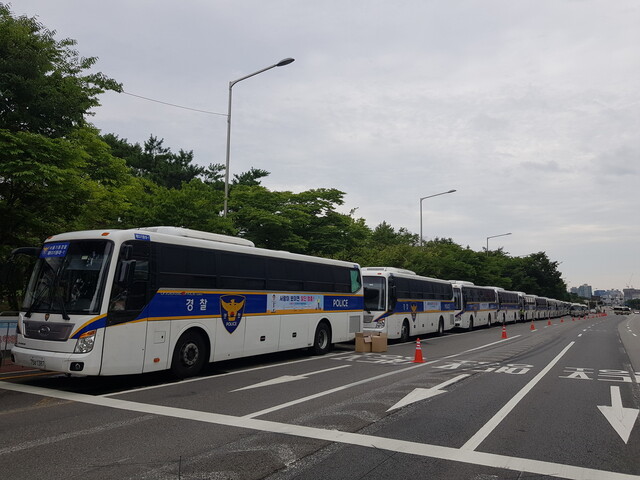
[392,300,457,314]
[148,291,363,317]
[71,291,364,337]
[71,315,108,339]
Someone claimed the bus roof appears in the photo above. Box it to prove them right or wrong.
[42,227,360,269]
[362,267,416,275]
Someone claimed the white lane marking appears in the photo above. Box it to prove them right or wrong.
[461,342,575,451]
[598,386,639,444]
[102,351,347,397]
[243,360,436,418]
[231,365,351,391]
[387,374,470,411]
[243,336,522,418]
[0,381,637,480]
[106,335,518,401]
[443,335,521,359]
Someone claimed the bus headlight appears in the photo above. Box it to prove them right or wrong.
[74,330,96,353]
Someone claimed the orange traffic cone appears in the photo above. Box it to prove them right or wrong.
[412,338,425,363]
[560,317,564,323]
[501,324,508,339]
[547,318,552,326]
[530,320,536,331]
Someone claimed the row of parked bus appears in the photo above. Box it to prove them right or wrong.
[362,267,589,342]
[10,227,589,377]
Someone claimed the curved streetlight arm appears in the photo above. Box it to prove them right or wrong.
[420,189,457,245]
[486,232,512,254]
[229,58,295,88]
[223,58,295,217]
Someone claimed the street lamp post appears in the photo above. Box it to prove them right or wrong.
[223,57,295,217]
[486,232,512,254]
[419,189,457,245]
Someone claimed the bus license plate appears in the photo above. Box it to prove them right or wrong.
[29,356,46,369]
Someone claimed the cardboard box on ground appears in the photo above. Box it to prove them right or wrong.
[355,332,388,353]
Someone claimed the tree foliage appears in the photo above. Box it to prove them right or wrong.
[0,3,121,136]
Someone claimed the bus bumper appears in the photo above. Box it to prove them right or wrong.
[11,346,101,376]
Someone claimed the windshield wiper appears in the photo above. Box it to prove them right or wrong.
[46,272,70,321]
[24,282,50,318]
[25,260,57,318]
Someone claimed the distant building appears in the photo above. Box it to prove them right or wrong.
[623,288,640,302]
[598,290,624,306]
[577,284,593,299]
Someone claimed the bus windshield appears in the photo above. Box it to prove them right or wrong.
[22,240,113,316]
[363,276,386,311]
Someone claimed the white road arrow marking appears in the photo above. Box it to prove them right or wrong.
[387,374,470,411]
[597,386,639,444]
[231,365,351,392]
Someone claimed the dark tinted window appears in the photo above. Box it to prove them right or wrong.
[266,258,304,291]
[218,252,266,290]
[157,244,217,289]
[154,243,357,293]
[391,276,452,301]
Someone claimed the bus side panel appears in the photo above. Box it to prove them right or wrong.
[143,318,171,373]
[244,313,280,356]
[279,313,308,350]
[386,314,404,339]
[101,322,146,375]
[213,314,246,362]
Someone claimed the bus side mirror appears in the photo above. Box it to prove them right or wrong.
[11,247,41,257]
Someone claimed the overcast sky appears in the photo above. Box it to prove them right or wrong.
[12,0,640,292]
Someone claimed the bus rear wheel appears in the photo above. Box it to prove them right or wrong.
[171,330,207,378]
[312,321,331,355]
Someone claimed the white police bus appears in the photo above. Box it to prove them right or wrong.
[11,227,363,377]
[451,281,499,330]
[362,267,455,341]
[495,288,521,324]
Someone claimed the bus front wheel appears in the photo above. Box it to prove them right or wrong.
[312,321,331,355]
[171,330,207,378]
[437,318,445,336]
[400,321,410,343]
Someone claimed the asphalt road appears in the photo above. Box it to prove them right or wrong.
[1,313,638,480]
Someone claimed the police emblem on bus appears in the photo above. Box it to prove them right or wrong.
[220,295,246,334]
[411,303,418,321]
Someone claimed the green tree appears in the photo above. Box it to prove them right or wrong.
[626,299,640,310]
[101,134,205,189]
[230,186,370,256]
[369,221,418,247]
[0,5,122,309]
[0,4,121,136]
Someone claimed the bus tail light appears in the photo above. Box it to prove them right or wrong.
[74,330,97,353]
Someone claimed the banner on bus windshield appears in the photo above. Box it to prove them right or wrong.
[40,242,69,258]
